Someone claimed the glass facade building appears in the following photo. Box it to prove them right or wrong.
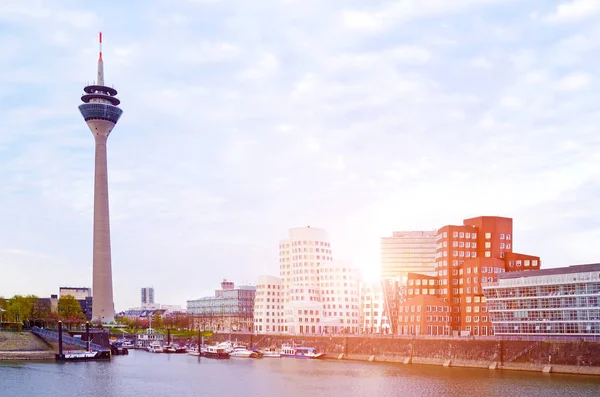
[483,263,600,336]
[187,280,256,333]
[381,231,437,278]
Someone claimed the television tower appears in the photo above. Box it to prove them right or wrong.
[78,32,123,323]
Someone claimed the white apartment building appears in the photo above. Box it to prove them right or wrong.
[320,261,360,334]
[268,226,360,335]
[359,281,392,334]
[253,275,284,334]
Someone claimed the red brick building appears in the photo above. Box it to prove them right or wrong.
[397,216,540,337]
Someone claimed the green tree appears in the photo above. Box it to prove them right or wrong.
[152,312,163,329]
[58,295,85,329]
[58,295,83,318]
[27,295,50,319]
[7,295,32,323]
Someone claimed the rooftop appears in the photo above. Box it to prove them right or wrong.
[499,263,600,280]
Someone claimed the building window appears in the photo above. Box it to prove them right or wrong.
[500,243,505,249]
[500,234,505,240]
[472,233,477,239]
[485,251,491,258]
[485,233,491,239]
[459,232,464,238]
[466,233,471,238]
[485,242,491,248]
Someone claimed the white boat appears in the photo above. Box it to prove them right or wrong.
[280,343,325,359]
[187,346,201,356]
[146,341,163,353]
[229,346,261,358]
[64,351,98,359]
[121,340,135,349]
[204,345,230,359]
[261,347,281,358]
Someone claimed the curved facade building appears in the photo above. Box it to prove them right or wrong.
[253,275,284,333]
[320,261,360,334]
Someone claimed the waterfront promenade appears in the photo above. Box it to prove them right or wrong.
[3,329,600,375]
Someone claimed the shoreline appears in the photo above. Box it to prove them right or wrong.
[334,353,600,376]
[3,349,600,376]
[0,351,56,361]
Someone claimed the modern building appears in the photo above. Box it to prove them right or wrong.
[78,32,123,323]
[381,231,437,278]
[359,282,391,334]
[319,260,360,334]
[397,216,541,337]
[59,287,91,301]
[57,288,93,320]
[276,226,360,335]
[483,263,600,336]
[187,280,256,333]
[141,287,155,308]
[253,275,284,334]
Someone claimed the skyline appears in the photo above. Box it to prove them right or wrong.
[1,0,599,310]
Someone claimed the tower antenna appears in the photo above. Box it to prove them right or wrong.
[97,32,104,86]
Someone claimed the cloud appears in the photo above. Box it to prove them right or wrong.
[543,0,600,24]
[556,72,592,91]
[1,0,599,310]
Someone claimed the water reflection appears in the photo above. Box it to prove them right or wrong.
[1,351,599,397]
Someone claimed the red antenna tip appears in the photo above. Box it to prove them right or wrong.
[98,32,103,61]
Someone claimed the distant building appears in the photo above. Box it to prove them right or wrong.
[381,231,437,278]
[483,263,600,337]
[359,282,391,334]
[58,288,93,320]
[141,287,155,308]
[253,275,284,334]
[397,216,541,337]
[277,226,360,335]
[187,280,256,333]
[59,287,91,301]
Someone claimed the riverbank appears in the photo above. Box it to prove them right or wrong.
[0,331,65,361]
[337,353,600,376]
[209,333,600,376]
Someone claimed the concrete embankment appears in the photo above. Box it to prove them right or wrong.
[209,333,600,376]
[0,331,54,360]
[0,331,82,361]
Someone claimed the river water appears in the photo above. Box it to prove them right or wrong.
[2,351,600,397]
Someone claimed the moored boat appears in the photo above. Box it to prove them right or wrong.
[147,341,163,353]
[229,345,261,358]
[204,345,230,359]
[261,347,281,358]
[280,343,325,359]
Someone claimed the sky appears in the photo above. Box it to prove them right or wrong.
[0,0,599,311]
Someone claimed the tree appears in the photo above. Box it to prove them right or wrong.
[58,295,83,318]
[27,295,50,319]
[58,295,85,329]
[7,295,32,323]
[152,312,163,329]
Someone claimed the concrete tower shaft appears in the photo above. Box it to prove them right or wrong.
[78,32,123,324]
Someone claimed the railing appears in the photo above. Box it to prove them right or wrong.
[31,327,108,352]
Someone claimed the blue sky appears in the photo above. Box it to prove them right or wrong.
[0,0,599,310]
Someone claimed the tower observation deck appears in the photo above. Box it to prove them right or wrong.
[78,32,123,324]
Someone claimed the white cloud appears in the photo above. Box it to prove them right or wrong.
[543,0,600,24]
[469,56,494,69]
[1,0,600,309]
[556,72,592,91]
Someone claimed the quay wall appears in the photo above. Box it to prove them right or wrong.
[207,333,600,375]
